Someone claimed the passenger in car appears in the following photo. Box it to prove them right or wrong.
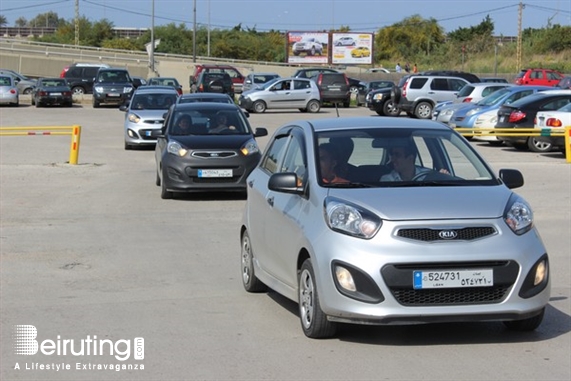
[173,115,193,135]
[319,143,350,184]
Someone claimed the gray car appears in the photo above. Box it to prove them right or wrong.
[242,72,280,92]
[238,77,321,113]
[241,117,550,338]
[0,69,37,94]
[121,86,179,149]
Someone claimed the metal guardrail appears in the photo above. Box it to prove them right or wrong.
[0,125,82,164]
[455,127,571,162]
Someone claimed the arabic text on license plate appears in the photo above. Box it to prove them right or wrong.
[51,92,62,96]
[198,169,233,178]
[413,269,493,289]
[108,93,120,97]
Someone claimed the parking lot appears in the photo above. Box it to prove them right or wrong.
[1,101,570,380]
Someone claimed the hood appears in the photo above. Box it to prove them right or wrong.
[328,185,511,221]
[129,109,168,119]
[170,134,254,150]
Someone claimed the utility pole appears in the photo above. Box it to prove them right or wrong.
[74,0,79,46]
[193,0,197,63]
[517,2,524,71]
[151,0,155,74]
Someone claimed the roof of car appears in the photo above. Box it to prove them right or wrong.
[302,116,449,132]
[179,93,232,99]
[134,86,179,94]
[173,102,241,112]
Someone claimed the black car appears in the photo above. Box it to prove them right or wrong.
[310,72,351,107]
[31,77,73,107]
[357,80,394,106]
[60,62,110,95]
[92,68,135,108]
[147,77,183,95]
[496,90,571,152]
[366,86,400,116]
[154,103,268,199]
[194,72,235,99]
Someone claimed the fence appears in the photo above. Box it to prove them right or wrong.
[455,127,571,163]
[0,125,82,164]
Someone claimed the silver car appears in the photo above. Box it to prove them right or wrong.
[238,77,321,113]
[122,86,179,149]
[0,74,19,106]
[242,72,280,92]
[241,117,550,338]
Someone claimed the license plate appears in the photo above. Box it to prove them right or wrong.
[51,92,62,96]
[198,169,233,178]
[108,93,120,97]
[413,269,493,289]
[449,123,456,128]
[499,116,506,123]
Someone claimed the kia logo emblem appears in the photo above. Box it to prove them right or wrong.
[439,230,458,239]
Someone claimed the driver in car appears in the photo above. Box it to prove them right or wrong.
[381,143,449,181]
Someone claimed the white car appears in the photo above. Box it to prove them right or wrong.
[292,38,323,56]
[471,109,503,145]
[334,36,356,46]
[534,102,571,151]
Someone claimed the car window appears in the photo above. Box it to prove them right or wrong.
[293,80,310,90]
[131,93,177,110]
[457,85,475,97]
[505,90,534,104]
[530,71,543,80]
[281,133,307,185]
[539,97,571,111]
[547,71,561,80]
[260,134,289,174]
[0,76,11,85]
[448,79,467,91]
[477,88,510,105]
[84,67,100,77]
[409,78,428,89]
[430,78,449,91]
[481,86,504,97]
[271,80,291,91]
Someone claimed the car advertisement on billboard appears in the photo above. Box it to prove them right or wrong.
[331,33,374,65]
[287,32,329,64]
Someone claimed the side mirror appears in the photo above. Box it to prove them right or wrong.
[268,172,302,194]
[254,128,268,137]
[119,104,128,111]
[499,169,524,189]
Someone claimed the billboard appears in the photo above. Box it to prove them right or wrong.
[331,32,374,65]
[286,32,329,64]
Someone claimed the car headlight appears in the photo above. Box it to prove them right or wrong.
[466,107,481,116]
[240,138,260,156]
[127,113,141,123]
[94,86,103,93]
[373,93,384,100]
[124,87,133,93]
[167,141,188,157]
[324,197,381,239]
[474,114,496,127]
[503,194,533,235]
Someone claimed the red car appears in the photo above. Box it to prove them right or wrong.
[515,68,563,87]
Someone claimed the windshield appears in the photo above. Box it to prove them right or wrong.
[315,128,497,187]
[168,108,251,136]
[477,88,510,106]
[131,93,177,110]
[259,78,281,89]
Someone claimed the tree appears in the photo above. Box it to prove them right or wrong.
[27,12,64,28]
[0,14,7,27]
[15,17,27,28]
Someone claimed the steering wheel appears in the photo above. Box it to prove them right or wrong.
[411,171,430,181]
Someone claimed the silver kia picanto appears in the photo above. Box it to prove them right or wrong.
[240,117,550,338]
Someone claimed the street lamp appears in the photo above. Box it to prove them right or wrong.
[150,0,155,73]
[494,41,503,76]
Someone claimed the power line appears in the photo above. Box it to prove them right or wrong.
[0,0,70,13]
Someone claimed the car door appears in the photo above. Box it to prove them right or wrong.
[291,79,314,107]
[266,79,293,109]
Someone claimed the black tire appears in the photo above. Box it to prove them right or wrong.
[488,141,504,146]
[391,86,401,104]
[299,259,337,339]
[23,88,33,95]
[241,230,267,293]
[124,141,131,150]
[503,308,545,331]
[512,142,528,151]
[253,100,266,113]
[414,101,433,119]
[71,86,85,95]
[93,99,100,108]
[31,96,35,105]
[306,100,320,113]
[155,169,160,186]
[35,102,41,108]
[343,99,351,108]
[383,100,400,116]
[527,137,552,153]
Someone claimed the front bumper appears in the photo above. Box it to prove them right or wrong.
[309,217,550,325]
[161,151,261,192]
[238,96,253,110]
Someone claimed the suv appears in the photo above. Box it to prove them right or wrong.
[311,72,351,107]
[515,68,563,87]
[195,71,235,99]
[92,68,135,108]
[60,63,111,95]
[292,38,323,56]
[392,75,470,119]
[190,64,244,94]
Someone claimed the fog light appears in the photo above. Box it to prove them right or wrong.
[335,266,356,292]
[534,260,547,286]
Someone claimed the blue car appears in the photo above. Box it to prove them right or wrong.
[449,85,553,129]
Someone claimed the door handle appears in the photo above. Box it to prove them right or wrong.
[248,180,254,188]
[267,196,274,207]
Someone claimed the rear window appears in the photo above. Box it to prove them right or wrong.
[319,74,347,85]
[409,77,428,89]
[457,85,475,97]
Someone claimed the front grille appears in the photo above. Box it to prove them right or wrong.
[397,227,496,242]
[192,151,237,159]
[392,286,509,306]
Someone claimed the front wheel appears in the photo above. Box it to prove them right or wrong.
[71,86,85,95]
[383,100,400,116]
[253,100,266,113]
[241,230,267,293]
[160,174,173,199]
[299,259,337,339]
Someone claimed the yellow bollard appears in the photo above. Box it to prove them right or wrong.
[69,125,81,165]
[566,127,571,164]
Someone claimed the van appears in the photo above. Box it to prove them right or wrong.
[310,72,351,107]
[60,63,110,94]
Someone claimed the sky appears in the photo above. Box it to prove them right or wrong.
[1,0,570,37]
